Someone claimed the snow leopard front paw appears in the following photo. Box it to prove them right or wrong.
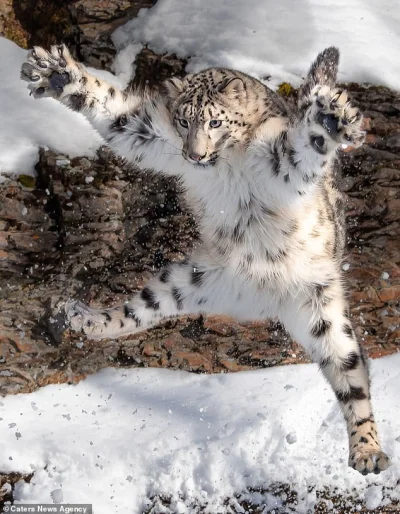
[310,85,365,150]
[21,45,81,99]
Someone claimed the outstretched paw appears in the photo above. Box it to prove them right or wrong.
[311,85,365,149]
[65,300,110,339]
[349,449,391,476]
[21,45,81,99]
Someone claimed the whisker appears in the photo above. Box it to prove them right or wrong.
[165,140,182,152]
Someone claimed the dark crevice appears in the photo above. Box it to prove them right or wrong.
[35,149,66,250]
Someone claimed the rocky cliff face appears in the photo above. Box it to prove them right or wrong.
[0,1,399,397]
[0,0,156,67]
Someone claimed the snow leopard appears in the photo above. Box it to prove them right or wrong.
[21,44,390,475]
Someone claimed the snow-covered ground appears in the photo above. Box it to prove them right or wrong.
[1,354,399,513]
[113,0,400,90]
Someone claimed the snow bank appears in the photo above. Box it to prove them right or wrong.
[0,38,127,181]
[2,0,399,179]
[113,0,400,90]
[1,354,399,513]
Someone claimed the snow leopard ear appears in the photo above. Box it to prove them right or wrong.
[217,77,246,101]
[299,47,340,102]
[163,77,186,101]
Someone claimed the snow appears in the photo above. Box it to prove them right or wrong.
[364,485,383,510]
[1,353,399,513]
[111,41,143,88]
[113,0,400,90]
[0,38,101,180]
[0,36,137,181]
[0,38,127,182]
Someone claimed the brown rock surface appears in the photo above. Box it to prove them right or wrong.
[0,80,399,396]
[0,0,156,69]
[71,0,156,69]
[0,0,29,48]
[0,145,301,394]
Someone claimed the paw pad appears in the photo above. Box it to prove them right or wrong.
[318,112,339,136]
[350,450,391,475]
[310,86,365,148]
[20,44,77,99]
[49,72,70,92]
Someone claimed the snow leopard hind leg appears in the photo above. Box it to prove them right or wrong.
[65,256,265,340]
[283,48,390,474]
[279,281,390,475]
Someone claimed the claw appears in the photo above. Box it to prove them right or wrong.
[350,450,391,475]
[21,62,35,80]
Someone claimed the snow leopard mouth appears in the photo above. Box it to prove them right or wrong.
[190,156,218,168]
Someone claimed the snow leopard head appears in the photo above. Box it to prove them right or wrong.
[164,68,269,166]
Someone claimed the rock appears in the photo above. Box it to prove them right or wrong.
[0,25,399,395]
[73,0,157,69]
[171,350,214,372]
[0,0,28,48]
[0,471,33,505]
[219,358,245,372]
[377,285,400,303]
[9,0,79,53]
[131,47,187,90]
[286,432,298,444]
[0,0,157,71]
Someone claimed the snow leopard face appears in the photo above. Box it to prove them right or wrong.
[164,69,261,166]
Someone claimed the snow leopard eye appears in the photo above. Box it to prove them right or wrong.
[209,120,222,128]
[178,119,189,128]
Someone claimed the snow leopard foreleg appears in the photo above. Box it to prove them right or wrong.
[279,280,390,475]
[21,45,184,174]
[65,259,236,340]
[281,47,363,194]
[288,84,365,178]
[20,45,139,133]
[249,84,365,204]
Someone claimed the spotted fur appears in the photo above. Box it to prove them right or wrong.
[21,45,390,475]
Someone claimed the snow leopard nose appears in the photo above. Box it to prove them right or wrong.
[189,153,206,162]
